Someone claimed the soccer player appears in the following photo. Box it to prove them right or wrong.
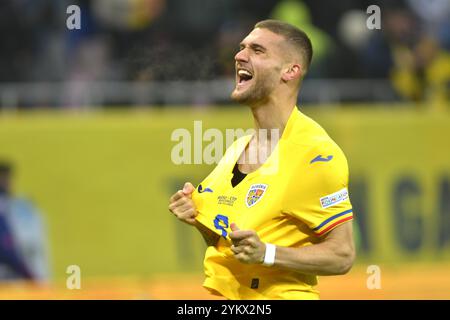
[169,20,355,299]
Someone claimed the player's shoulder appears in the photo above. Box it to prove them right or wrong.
[287,109,347,164]
[289,110,333,144]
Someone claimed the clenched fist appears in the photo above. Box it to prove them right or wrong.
[168,182,197,225]
[229,223,266,264]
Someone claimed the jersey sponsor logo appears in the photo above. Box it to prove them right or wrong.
[246,184,268,208]
[320,188,349,208]
[213,214,229,237]
[310,154,333,164]
[197,184,213,193]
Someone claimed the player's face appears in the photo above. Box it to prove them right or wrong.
[231,28,285,106]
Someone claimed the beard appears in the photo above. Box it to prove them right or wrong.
[231,72,277,106]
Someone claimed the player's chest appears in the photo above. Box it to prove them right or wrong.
[199,170,284,229]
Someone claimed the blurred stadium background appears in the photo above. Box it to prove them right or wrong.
[0,0,449,299]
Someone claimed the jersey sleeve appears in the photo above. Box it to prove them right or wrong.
[282,143,353,236]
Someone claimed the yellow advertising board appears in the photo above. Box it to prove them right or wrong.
[0,106,449,278]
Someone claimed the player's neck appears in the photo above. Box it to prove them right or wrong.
[250,98,296,139]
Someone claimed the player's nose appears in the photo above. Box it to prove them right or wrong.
[234,48,249,63]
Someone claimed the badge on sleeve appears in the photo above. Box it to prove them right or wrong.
[320,188,349,208]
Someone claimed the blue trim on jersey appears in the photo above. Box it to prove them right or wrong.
[312,209,353,231]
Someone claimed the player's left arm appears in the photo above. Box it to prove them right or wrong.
[229,221,355,276]
[268,220,355,275]
[230,142,356,275]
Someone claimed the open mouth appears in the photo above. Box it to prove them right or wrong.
[237,68,253,86]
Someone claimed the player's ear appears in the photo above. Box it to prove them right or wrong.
[281,63,302,82]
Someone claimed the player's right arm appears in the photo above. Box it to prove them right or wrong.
[168,182,219,246]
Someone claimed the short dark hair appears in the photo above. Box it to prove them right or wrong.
[254,19,313,73]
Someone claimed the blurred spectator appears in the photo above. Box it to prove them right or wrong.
[338,10,372,53]
[380,9,450,102]
[391,34,450,103]
[406,0,450,49]
[92,0,165,31]
[270,0,334,77]
[0,0,448,107]
[0,162,51,282]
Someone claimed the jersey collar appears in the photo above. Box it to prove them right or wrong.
[280,106,300,141]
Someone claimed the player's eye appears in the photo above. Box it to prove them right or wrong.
[251,46,264,54]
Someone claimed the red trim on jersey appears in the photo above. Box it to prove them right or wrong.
[315,216,353,236]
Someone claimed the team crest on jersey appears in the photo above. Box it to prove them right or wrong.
[246,184,268,208]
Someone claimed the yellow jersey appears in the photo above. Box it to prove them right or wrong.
[192,107,353,300]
